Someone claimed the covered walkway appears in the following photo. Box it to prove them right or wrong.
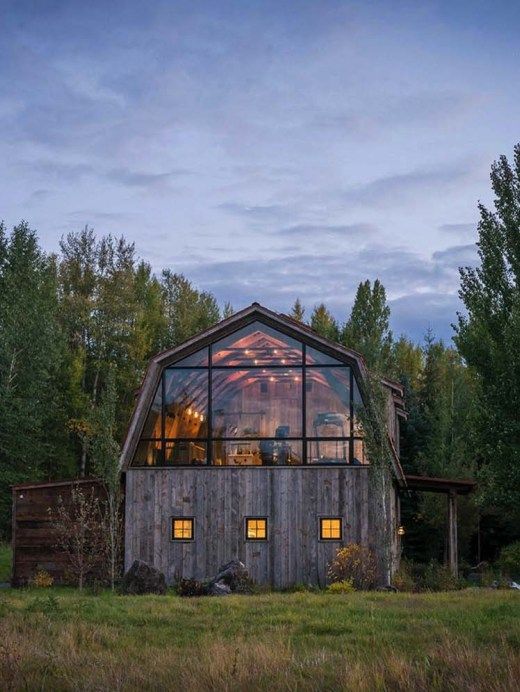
[403,475,476,575]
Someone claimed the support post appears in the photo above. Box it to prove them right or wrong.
[447,490,458,577]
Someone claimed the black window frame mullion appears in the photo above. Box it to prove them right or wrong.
[302,343,307,464]
[161,371,165,466]
[208,343,213,466]
[349,367,354,465]
[134,333,366,469]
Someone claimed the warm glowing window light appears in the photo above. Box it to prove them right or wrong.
[320,517,342,540]
[246,517,267,540]
[172,518,194,540]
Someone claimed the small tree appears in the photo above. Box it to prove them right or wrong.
[356,369,396,586]
[90,368,123,590]
[290,298,305,322]
[310,303,339,341]
[51,484,104,589]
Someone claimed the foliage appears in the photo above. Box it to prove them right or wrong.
[309,303,339,341]
[160,270,220,348]
[0,590,519,690]
[90,369,123,590]
[392,560,416,592]
[0,222,72,537]
[24,593,61,615]
[327,544,377,590]
[30,569,54,588]
[355,367,396,583]
[49,484,105,589]
[290,297,305,322]
[342,279,393,371]
[415,561,462,592]
[499,541,520,581]
[58,227,167,476]
[0,542,11,582]
[326,578,356,594]
[455,144,520,522]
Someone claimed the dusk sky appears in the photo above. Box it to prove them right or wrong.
[2,1,520,342]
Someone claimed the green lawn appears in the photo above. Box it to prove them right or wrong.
[0,542,11,582]
[0,587,518,690]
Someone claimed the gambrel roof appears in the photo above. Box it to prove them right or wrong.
[120,302,405,483]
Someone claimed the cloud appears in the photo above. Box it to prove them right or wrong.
[315,91,478,137]
[28,189,52,201]
[342,161,477,208]
[106,168,189,189]
[217,202,293,222]
[389,292,462,343]
[432,243,478,268]
[439,223,477,238]
[26,161,95,182]
[275,223,377,239]
[67,210,137,223]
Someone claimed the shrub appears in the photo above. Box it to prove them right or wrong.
[30,570,54,588]
[392,560,416,592]
[176,578,208,597]
[499,541,520,581]
[326,579,356,594]
[327,543,377,590]
[417,561,461,592]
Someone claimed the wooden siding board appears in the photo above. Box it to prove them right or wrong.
[11,479,114,587]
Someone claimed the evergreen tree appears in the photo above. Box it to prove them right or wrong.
[222,301,234,319]
[342,279,393,371]
[309,303,339,341]
[455,144,520,522]
[290,298,305,322]
[0,222,70,536]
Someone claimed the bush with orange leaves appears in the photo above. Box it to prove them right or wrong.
[327,543,377,590]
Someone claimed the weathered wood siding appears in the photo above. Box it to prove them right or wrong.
[125,467,395,587]
[11,479,109,586]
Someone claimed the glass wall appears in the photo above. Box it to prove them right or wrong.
[132,322,365,466]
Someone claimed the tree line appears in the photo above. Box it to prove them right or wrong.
[1,144,520,564]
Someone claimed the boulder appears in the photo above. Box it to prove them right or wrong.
[209,560,250,593]
[207,580,232,596]
[120,560,167,595]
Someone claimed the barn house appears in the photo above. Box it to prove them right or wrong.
[119,303,407,587]
[11,303,474,588]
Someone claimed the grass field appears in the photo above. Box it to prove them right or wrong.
[0,587,519,691]
[0,542,11,582]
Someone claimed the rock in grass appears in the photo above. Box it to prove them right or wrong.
[120,560,167,595]
[209,560,250,593]
[207,580,232,596]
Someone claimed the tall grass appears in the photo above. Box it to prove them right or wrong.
[0,542,11,582]
[0,589,518,690]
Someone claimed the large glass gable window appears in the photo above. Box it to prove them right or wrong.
[132,322,366,466]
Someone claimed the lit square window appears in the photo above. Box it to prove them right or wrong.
[172,518,194,541]
[245,517,267,540]
[320,517,342,540]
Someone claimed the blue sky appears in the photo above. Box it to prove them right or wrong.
[2,1,520,342]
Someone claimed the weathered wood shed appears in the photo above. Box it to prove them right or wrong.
[120,303,407,587]
[11,478,108,586]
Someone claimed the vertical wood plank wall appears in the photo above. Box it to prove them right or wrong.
[125,467,395,587]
